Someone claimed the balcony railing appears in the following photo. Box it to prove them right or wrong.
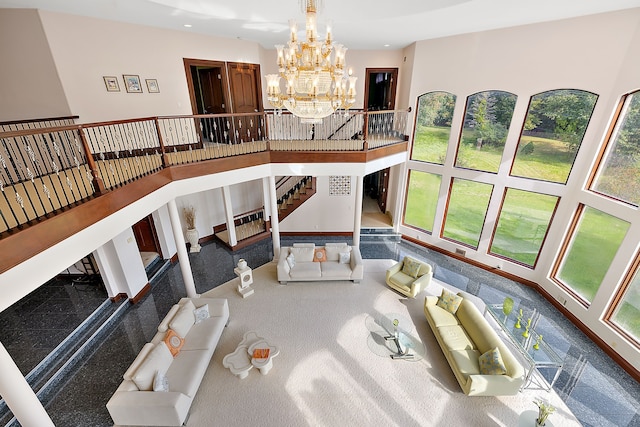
[0,109,408,236]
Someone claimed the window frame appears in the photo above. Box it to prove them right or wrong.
[604,249,640,350]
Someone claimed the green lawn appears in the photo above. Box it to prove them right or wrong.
[407,126,634,314]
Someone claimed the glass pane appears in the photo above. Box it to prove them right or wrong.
[511,89,598,183]
[556,206,630,303]
[591,90,640,206]
[404,170,441,232]
[442,179,493,248]
[455,90,517,172]
[490,189,559,267]
[412,91,456,164]
[610,267,640,341]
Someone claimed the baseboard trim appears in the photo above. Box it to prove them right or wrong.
[110,293,127,303]
[129,283,151,304]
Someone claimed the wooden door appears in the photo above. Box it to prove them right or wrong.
[198,68,226,114]
[227,62,264,142]
[364,68,398,111]
[132,215,161,255]
[377,168,390,212]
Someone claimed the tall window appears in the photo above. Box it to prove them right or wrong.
[455,90,517,173]
[442,179,493,248]
[404,171,441,233]
[554,206,630,304]
[489,189,559,267]
[607,255,640,343]
[511,89,598,183]
[591,90,640,206]
[412,91,456,164]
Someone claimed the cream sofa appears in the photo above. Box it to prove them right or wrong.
[277,243,363,284]
[424,293,525,396]
[107,297,229,426]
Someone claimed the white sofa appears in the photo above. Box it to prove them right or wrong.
[277,243,364,284]
[107,297,229,426]
[424,292,525,396]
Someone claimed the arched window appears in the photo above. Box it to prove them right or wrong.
[511,89,598,183]
[590,89,640,206]
[455,90,517,173]
[411,91,456,164]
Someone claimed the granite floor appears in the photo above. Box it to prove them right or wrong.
[1,236,639,426]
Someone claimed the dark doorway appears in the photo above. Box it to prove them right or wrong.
[364,68,398,111]
[184,58,229,115]
[364,168,390,213]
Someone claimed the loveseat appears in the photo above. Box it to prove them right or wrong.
[424,290,525,396]
[277,243,364,284]
[107,297,229,426]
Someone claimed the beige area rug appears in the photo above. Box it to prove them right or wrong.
[192,260,580,427]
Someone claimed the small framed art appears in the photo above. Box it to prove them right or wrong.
[146,79,160,93]
[123,74,142,93]
[103,76,120,92]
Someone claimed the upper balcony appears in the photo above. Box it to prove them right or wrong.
[0,109,409,273]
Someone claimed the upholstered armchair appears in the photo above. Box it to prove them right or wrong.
[385,256,433,298]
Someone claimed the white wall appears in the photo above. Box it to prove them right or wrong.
[38,10,262,122]
[0,9,71,121]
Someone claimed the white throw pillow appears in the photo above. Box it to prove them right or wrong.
[153,370,169,392]
[339,252,351,264]
[132,342,173,391]
[286,253,296,268]
[193,304,210,324]
[290,246,315,262]
[169,300,196,338]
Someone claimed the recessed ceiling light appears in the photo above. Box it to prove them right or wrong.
[184,24,192,28]
[384,44,390,47]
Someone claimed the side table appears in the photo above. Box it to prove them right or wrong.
[223,331,280,379]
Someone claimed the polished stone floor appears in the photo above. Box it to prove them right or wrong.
[1,236,639,426]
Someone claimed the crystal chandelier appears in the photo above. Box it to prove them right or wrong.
[265,0,357,123]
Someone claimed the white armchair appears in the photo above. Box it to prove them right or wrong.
[385,256,432,298]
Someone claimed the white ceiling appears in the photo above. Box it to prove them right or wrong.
[2,0,640,49]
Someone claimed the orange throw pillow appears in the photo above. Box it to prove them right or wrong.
[164,329,184,357]
[314,248,327,262]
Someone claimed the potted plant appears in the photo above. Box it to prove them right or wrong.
[183,206,201,253]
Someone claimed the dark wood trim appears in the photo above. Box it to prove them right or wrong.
[183,58,229,115]
[170,253,179,263]
[401,234,640,382]
[281,231,353,237]
[110,293,127,303]
[129,283,151,304]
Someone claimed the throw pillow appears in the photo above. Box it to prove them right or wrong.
[132,342,173,391]
[164,329,184,357]
[193,304,210,324]
[169,300,196,338]
[402,256,421,278]
[479,347,507,375]
[153,370,169,392]
[313,248,327,262]
[436,289,463,314]
[290,246,315,262]
[339,252,351,264]
[286,253,296,268]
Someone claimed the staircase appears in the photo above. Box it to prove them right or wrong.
[277,176,316,222]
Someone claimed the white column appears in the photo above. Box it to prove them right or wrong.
[353,176,363,247]
[221,186,237,247]
[0,341,54,427]
[167,199,198,298]
[268,175,281,259]
[262,177,271,219]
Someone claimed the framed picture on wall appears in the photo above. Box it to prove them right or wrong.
[103,76,120,92]
[146,79,160,93]
[123,74,142,93]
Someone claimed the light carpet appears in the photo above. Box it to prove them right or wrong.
[190,260,580,427]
